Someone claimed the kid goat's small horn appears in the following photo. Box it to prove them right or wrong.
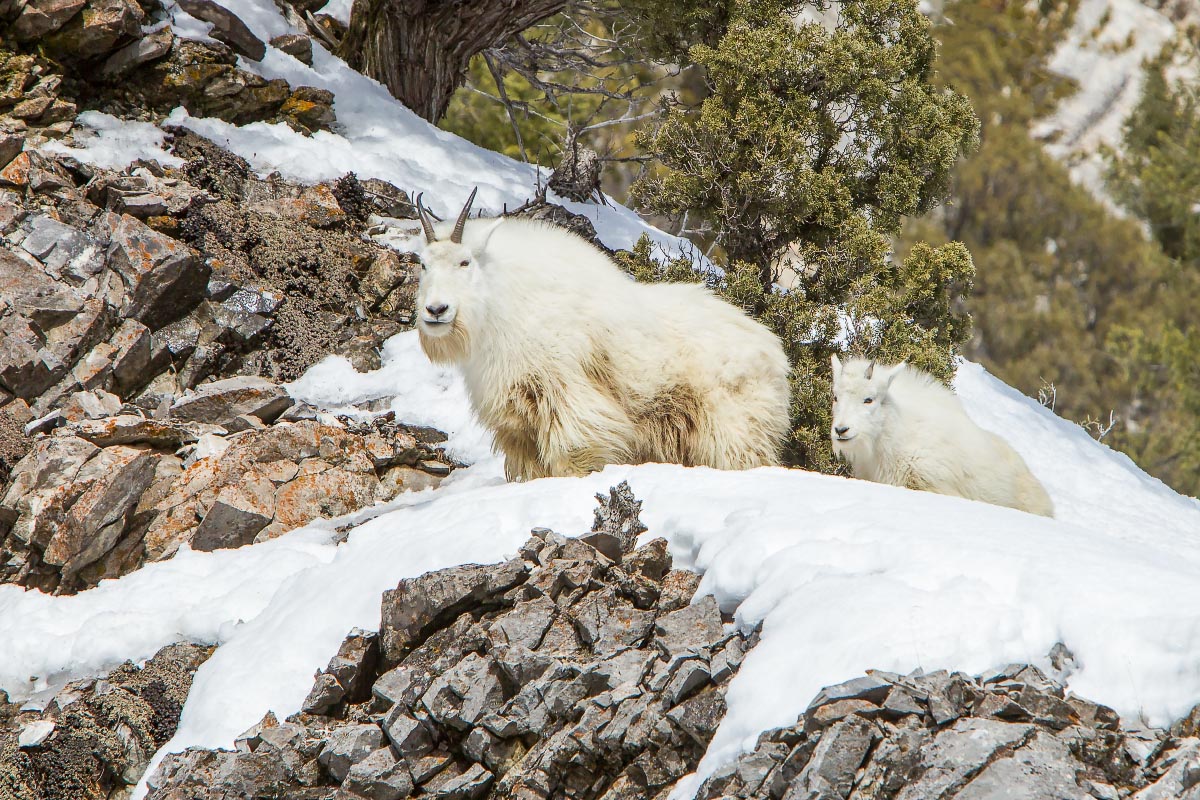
[415,193,437,243]
[450,187,477,244]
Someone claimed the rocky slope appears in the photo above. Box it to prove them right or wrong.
[140,529,1200,800]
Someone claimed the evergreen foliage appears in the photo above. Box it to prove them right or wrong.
[626,0,978,469]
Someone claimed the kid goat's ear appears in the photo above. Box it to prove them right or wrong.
[830,353,842,374]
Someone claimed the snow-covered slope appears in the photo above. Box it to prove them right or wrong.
[1031,0,1179,198]
[4,333,1200,799]
[78,0,690,258]
[6,1,1200,796]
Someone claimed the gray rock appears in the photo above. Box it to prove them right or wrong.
[1132,738,1200,799]
[323,628,380,704]
[20,215,104,282]
[104,212,209,331]
[41,446,162,575]
[806,674,893,711]
[68,414,198,447]
[115,193,169,218]
[893,718,1035,800]
[380,558,528,664]
[591,479,647,553]
[342,747,413,800]
[955,730,1104,799]
[572,587,656,651]
[318,724,384,782]
[102,27,174,76]
[784,715,877,800]
[655,594,725,655]
[0,134,23,170]
[41,0,143,59]
[108,318,153,393]
[420,653,506,731]
[169,376,293,426]
[0,313,64,400]
[270,32,313,65]
[881,686,925,718]
[11,0,85,39]
[424,762,493,799]
[191,496,272,551]
[382,708,434,758]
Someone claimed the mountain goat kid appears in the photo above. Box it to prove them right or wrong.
[414,189,791,481]
[830,356,1054,517]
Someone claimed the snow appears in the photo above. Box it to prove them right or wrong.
[1031,0,1177,199]
[40,111,185,170]
[0,331,1198,797]
[145,0,692,258]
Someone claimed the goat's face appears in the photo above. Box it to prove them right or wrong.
[416,240,480,335]
[830,355,902,455]
[415,239,482,365]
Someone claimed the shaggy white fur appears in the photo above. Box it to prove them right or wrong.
[415,216,791,481]
[831,356,1054,517]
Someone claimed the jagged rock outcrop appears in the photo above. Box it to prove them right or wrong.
[0,401,458,593]
[138,526,1200,800]
[147,528,746,800]
[0,642,212,800]
[0,127,441,593]
[1,0,335,138]
[696,661,1199,800]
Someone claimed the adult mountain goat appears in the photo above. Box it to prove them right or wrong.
[830,356,1054,517]
[414,189,791,481]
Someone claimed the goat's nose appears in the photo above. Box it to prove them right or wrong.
[426,303,449,317]
[834,426,849,436]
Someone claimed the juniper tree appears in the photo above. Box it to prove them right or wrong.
[626,0,979,469]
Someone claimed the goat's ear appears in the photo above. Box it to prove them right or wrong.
[884,361,906,386]
[830,354,842,374]
[476,217,505,253]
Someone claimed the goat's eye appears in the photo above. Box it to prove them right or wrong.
[864,397,874,404]
[833,395,838,402]
[459,259,470,267]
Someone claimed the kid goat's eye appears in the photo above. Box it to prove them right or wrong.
[459,259,470,267]
[864,397,874,404]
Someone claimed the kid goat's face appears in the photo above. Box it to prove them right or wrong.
[830,356,897,450]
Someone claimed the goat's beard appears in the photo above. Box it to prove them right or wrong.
[419,317,471,364]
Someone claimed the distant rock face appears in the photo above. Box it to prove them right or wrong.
[0,642,212,800]
[147,529,748,800]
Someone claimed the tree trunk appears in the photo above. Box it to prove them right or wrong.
[339,0,567,123]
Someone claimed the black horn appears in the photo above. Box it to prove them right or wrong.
[415,192,437,242]
[450,187,477,244]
